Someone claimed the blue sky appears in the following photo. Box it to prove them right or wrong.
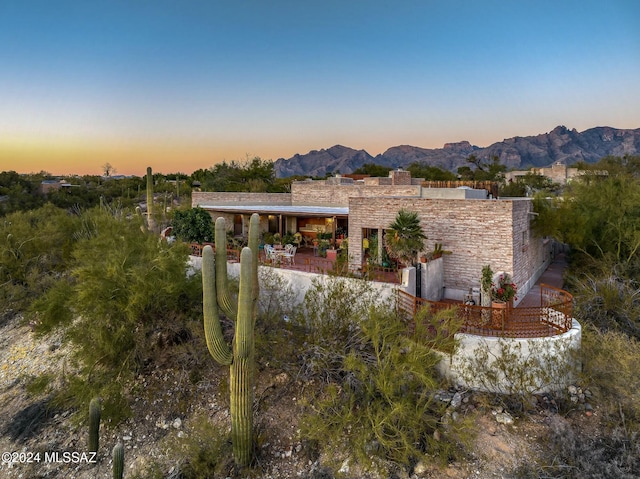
[1,1,639,175]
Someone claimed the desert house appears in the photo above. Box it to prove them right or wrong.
[192,169,554,304]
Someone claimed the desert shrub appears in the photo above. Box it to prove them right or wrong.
[175,413,234,479]
[513,326,640,478]
[30,208,201,420]
[294,276,380,382]
[301,306,473,473]
[571,272,640,340]
[580,326,640,425]
[254,267,297,369]
[0,204,79,310]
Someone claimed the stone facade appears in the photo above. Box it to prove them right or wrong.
[348,196,551,302]
[192,192,291,207]
[291,181,420,207]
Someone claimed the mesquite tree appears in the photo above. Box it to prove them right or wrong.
[202,213,259,466]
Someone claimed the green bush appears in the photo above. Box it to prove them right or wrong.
[0,204,79,310]
[301,305,472,473]
[571,272,640,340]
[171,206,214,244]
[294,276,379,382]
[30,208,201,421]
[515,326,640,478]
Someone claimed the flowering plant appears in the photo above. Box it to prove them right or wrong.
[491,273,518,302]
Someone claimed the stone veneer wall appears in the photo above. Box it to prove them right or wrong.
[192,191,292,207]
[510,199,553,296]
[348,197,547,301]
[291,182,420,207]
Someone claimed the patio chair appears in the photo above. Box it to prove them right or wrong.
[264,245,278,264]
[282,245,297,265]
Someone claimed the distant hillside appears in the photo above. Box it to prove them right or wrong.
[273,126,640,178]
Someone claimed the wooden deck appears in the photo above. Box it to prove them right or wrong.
[398,285,573,339]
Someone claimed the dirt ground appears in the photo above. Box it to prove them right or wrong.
[0,313,596,479]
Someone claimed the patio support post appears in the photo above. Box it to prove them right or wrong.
[332,216,336,246]
[377,227,384,264]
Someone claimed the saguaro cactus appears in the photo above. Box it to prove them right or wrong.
[202,213,259,466]
[112,441,124,479]
[88,397,102,453]
[146,166,156,231]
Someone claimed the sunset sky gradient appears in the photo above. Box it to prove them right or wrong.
[1,1,639,176]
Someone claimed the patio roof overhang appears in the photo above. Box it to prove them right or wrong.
[198,204,349,218]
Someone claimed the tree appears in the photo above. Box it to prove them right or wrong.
[533,170,640,268]
[499,172,559,197]
[385,209,427,267]
[407,162,457,181]
[171,207,214,243]
[457,155,505,181]
[352,163,393,177]
[102,162,116,177]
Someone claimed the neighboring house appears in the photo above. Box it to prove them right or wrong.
[192,169,553,304]
[504,160,608,185]
[40,179,74,194]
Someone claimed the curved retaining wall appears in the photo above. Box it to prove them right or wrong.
[436,319,582,394]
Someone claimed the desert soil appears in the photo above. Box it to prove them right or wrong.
[0,313,593,478]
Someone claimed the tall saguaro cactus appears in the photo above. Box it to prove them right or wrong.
[202,213,259,466]
[146,166,156,231]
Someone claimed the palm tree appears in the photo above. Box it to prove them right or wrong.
[385,209,427,267]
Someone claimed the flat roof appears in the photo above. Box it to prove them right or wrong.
[198,204,349,217]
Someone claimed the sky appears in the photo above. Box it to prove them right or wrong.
[1,1,639,177]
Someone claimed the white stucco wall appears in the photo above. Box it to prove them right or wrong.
[435,319,582,394]
[189,255,399,306]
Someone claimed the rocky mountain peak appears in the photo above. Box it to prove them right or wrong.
[273,126,640,177]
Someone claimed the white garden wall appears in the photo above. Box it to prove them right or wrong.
[435,319,582,394]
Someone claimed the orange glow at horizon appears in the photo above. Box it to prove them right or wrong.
[0,138,303,176]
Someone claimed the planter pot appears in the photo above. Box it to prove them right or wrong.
[491,300,507,329]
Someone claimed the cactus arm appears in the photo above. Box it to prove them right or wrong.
[202,245,233,365]
[235,248,254,359]
[230,247,254,465]
[215,217,238,319]
[247,213,260,317]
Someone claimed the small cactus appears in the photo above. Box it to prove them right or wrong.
[112,441,124,479]
[88,397,102,453]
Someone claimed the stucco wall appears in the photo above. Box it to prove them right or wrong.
[188,255,399,307]
[436,319,582,394]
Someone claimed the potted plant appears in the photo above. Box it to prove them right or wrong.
[481,265,493,297]
[430,242,451,259]
[491,273,518,306]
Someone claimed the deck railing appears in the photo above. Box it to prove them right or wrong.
[189,243,241,262]
[398,285,573,338]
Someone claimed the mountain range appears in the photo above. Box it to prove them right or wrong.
[273,126,640,178]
